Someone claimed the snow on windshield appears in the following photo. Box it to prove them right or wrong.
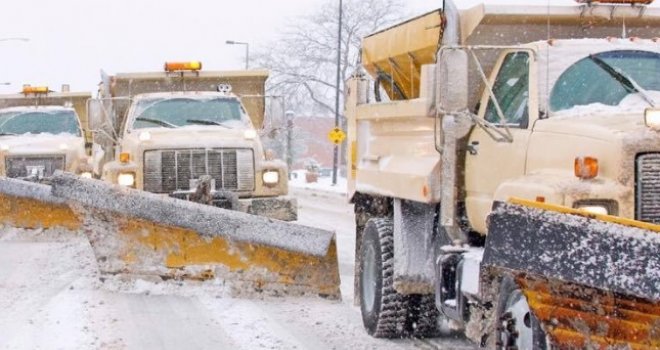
[131,97,248,130]
[0,109,81,136]
[550,50,660,114]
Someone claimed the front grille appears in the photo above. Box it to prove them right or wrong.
[144,148,254,193]
[636,153,660,224]
[5,155,65,178]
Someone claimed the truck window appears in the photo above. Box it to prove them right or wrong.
[550,50,660,112]
[484,52,530,128]
[131,97,246,130]
[0,110,81,136]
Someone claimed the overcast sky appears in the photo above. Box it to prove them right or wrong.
[0,0,655,94]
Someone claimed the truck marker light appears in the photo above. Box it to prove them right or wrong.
[645,108,660,129]
[119,152,131,164]
[244,129,257,140]
[536,196,546,203]
[164,61,202,72]
[138,131,152,141]
[22,86,49,94]
[574,156,599,180]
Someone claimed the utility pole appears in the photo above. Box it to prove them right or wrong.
[332,0,343,186]
[225,40,249,69]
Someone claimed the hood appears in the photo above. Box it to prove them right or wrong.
[534,111,651,141]
[123,125,261,153]
[0,133,85,154]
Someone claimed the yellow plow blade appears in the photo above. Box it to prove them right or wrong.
[484,200,659,348]
[0,174,340,299]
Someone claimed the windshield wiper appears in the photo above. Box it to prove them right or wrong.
[186,119,232,129]
[0,132,16,136]
[135,117,177,128]
[589,55,657,108]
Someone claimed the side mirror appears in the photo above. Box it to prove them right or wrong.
[437,48,469,114]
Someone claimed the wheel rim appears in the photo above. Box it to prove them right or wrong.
[361,243,377,314]
[500,289,534,349]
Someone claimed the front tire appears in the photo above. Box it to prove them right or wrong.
[359,218,410,338]
[494,276,547,350]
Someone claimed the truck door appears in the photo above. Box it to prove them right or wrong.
[464,51,535,234]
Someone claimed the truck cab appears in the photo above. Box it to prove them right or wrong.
[95,62,296,221]
[0,86,93,180]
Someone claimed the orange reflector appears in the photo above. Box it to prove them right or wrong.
[574,157,599,180]
[22,86,49,94]
[164,61,202,72]
[536,196,546,203]
[119,152,131,163]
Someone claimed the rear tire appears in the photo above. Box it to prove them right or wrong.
[494,276,547,350]
[409,294,440,337]
[359,218,410,338]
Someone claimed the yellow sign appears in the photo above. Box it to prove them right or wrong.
[328,127,346,145]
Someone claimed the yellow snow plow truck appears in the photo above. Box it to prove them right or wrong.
[347,0,659,348]
[0,66,341,299]
[0,85,93,179]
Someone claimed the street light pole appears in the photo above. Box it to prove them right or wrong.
[332,0,343,186]
[225,40,249,69]
[0,38,28,43]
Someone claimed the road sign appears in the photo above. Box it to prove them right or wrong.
[328,127,346,145]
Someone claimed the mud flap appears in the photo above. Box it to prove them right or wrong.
[483,199,659,349]
[0,173,340,299]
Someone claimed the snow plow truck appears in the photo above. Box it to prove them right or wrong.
[347,0,659,348]
[0,85,93,180]
[0,65,341,299]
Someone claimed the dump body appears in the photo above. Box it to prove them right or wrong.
[347,0,660,346]
[0,90,93,179]
[96,69,296,221]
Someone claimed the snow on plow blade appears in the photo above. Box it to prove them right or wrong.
[484,199,659,349]
[0,173,340,299]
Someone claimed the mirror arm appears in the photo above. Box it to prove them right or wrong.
[468,50,513,143]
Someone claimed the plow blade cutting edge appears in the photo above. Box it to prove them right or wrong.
[484,199,659,349]
[0,173,340,299]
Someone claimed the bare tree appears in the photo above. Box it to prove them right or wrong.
[254,0,405,116]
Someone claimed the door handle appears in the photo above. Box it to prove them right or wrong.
[468,141,479,155]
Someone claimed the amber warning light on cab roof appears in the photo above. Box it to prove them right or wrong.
[22,86,49,94]
[164,61,202,72]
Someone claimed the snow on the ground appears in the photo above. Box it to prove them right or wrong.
[0,190,475,350]
[289,170,347,195]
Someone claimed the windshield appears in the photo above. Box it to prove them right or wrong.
[550,50,660,113]
[0,109,81,136]
[131,97,248,130]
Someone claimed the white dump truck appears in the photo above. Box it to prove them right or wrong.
[347,1,660,348]
[92,62,296,221]
[0,85,93,180]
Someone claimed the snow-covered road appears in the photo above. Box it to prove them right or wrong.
[0,189,475,350]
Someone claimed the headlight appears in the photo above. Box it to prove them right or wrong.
[59,143,69,150]
[244,129,257,140]
[577,205,608,216]
[0,144,8,151]
[118,173,135,187]
[80,172,93,179]
[262,170,280,185]
[645,108,660,129]
[139,131,152,141]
